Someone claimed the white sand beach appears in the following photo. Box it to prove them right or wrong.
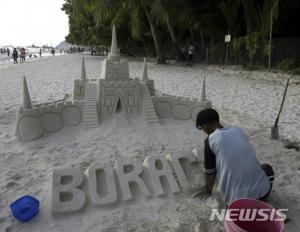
[0,55,299,232]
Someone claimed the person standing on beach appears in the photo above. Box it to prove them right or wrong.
[20,48,26,63]
[7,48,10,57]
[12,48,18,64]
[187,43,194,66]
[194,108,274,205]
[182,46,188,64]
[39,48,42,57]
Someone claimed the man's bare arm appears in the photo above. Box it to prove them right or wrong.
[205,173,216,195]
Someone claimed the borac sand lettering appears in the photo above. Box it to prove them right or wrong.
[51,152,198,213]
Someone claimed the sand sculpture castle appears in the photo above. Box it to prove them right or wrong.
[15,26,211,142]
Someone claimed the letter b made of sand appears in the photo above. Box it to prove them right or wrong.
[52,168,86,213]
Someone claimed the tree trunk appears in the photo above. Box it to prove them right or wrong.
[242,0,254,35]
[144,6,165,64]
[246,14,253,35]
[166,17,185,61]
[199,27,205,61]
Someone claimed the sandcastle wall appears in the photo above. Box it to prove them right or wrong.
[97,78,141,117]
[100,59,130,80]
[153,92,211,121]
[16,100,83,142]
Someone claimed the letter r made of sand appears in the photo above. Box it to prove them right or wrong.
[144,155,180,197]
[115,158,150,201]
[52,168,86,213]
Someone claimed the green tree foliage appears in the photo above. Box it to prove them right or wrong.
[62,0,291,66]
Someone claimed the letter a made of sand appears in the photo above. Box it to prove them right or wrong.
[166,152,197,189]
[144,155,180,196]
[87,163,118,206]
[52,168,86,213]
[115,158,150,201]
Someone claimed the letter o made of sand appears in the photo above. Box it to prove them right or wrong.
[61,106,82,126]
[41,113,63,133]
[172,104,191,120]
[18,116,43,141]
[154,101,171,118]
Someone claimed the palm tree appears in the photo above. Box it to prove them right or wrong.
[218,0,241,37]
[241,0,279,37]
[241,0,258,35]
[141,0,166,63]
[84,0,166,63]
[151,0,185,61]
[256,0,279,38]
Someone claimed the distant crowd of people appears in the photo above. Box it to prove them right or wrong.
[2,43,194,65]
[0,47,65,64]
[0,48,10,56]
[90,47,107,56]
[67,47,85,54]
[10,48,28,64]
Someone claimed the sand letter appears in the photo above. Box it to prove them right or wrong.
[52,168,86,213]
[143,155,180,196]
[115,158,150,201]
[87,162,118,206]
[166,152,197,189]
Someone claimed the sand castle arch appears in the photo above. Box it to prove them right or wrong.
[112,94,127,114]
[15,25,211,141]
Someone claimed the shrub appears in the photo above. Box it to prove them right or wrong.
[278,59,295,71]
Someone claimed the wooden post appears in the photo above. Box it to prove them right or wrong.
[225,42,229,65]
[224,32,230,65]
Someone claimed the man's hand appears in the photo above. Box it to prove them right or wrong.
[192,186,210,200]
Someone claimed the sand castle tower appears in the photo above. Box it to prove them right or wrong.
[81,56,86,80]
[108,25,119,60]
[23,76,32,109]
[96,25,141,123]
[73,57,87,100]
[100,25,129,80]
[142,58,148,81]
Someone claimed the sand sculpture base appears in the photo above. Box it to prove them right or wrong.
[15,25,211,142]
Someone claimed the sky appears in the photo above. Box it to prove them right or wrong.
[0,0,69,47]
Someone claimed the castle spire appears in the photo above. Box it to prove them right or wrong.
[142,58,147,81]
[109,24,118,59]
[199,76,206,102]
[81,56,86,80]
[23,76,32,109]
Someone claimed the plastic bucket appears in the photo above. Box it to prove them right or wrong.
[224,198,284,232]
[10,195,40,222]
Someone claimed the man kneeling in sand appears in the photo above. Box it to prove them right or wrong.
[194,108,274,205]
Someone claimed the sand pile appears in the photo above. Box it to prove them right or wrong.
[0,55,299,232]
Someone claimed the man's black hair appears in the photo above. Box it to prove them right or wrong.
[196,108,220,128]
